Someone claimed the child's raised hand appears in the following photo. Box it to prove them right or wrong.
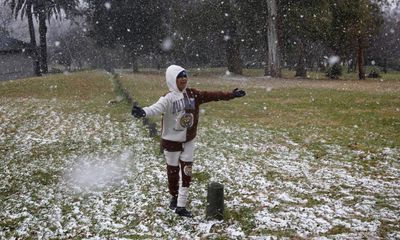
[232,88,246,98]
[132,105,146,118]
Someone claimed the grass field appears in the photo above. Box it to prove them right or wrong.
[1,69,399,239]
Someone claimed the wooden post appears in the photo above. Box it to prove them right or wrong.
[206,182,224,220]
[142,117,149,126]
[148,123,157,137]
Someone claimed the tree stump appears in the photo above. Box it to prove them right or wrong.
[206,182,224,220]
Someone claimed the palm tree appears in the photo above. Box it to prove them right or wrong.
[6,0,78,74]
[6,0,40,75]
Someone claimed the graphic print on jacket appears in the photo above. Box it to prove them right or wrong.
[172,93,195,114]
[172,98,185,114]
[173,93,195,131]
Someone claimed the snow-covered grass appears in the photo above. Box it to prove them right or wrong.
[1,70,400,239]
[196,121,400,239]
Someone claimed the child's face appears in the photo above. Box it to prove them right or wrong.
[176,76,188,91]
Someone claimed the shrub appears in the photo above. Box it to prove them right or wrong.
[326,63,342,79]
[368,67,381,78]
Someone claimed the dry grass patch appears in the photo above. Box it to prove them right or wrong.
[0,71,113,100]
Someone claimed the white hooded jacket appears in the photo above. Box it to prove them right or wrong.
[143,65,189,142]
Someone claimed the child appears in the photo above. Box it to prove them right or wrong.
[132,65,246,217]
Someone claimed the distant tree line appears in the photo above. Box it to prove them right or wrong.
[4,0,400,79]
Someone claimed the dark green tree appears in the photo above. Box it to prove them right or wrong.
[221,0,243,75]
[235,0,266,68]
[280,0,331,78]
[168,0,243,74]
[328,0,383,79]
[167,1,225,67]
[86,0,166,72]
[367,6,400,72]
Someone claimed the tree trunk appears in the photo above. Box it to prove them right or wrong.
[295,40,307,78]
[26,0,41,76]
[101,49,114,73]
[347,58,352,73]
[38,11,48,74]
[295,57,307,78]
[357,37,365,80]
[223,0,242,75]
[383,58,387,74]
[132,52,139,72]
[265,0,281,77]
[225,38,242,75]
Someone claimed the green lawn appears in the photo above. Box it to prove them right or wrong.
[119,69,400,151]
[1,69,399,239]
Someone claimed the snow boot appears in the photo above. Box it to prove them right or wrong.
[175,207,193,218]
[169,196,178,210]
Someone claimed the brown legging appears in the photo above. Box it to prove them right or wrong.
[167,160,192,197]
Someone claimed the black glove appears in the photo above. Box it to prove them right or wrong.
[233,88,246,98]
[132,105,146,118]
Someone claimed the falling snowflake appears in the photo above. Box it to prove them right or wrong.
[104,2,111,10]
[328,56,340,66]
[161,37,173,51]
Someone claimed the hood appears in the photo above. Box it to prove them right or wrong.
[165,65,187,93]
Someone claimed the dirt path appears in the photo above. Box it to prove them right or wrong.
[252,77,400,94]
[212,75,400,94]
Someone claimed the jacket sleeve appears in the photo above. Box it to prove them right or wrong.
[143,96,168,116]
[194,89,235,105]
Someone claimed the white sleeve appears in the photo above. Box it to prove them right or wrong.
[143,96,168,116]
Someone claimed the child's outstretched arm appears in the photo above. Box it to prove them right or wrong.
[196,88,246,104]
[131,96,168,118]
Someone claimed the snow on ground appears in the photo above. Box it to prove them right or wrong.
[1,97,399,239]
